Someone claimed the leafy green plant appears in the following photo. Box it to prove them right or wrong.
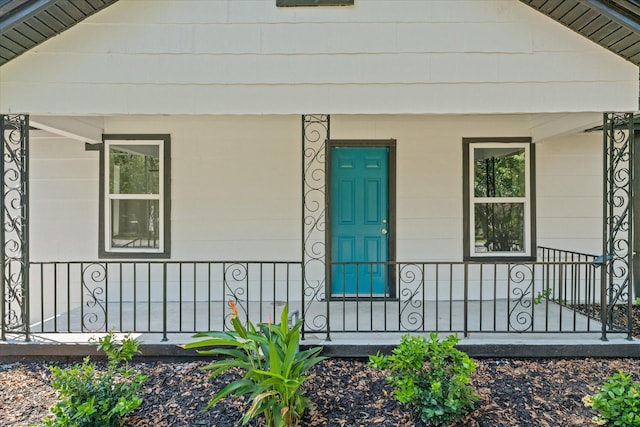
[183,302,325,427]
[585,370,640,426]
[369,333,478,426]
[40,331,146,427]
[533,287,553,305]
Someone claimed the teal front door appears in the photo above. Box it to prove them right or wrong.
[331,146,389,295]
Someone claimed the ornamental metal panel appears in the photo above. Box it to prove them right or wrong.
[301,114,329,339]
[602,112,634,340]
[1,114,29,340]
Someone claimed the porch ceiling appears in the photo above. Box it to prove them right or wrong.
[519,0,640,66]
[0,0,119,66]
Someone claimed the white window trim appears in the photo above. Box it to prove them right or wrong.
[468,142,531,258]
[103,139,165,254]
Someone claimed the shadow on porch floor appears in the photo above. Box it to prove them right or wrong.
[30,299,603,335]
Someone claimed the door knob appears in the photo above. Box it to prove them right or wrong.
[381,229,388,235]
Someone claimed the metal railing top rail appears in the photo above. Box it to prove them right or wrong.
[16,252,617,340]
[537,246,599,259]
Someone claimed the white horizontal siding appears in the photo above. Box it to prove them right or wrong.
[8,52,631,85]
[536,132,602,254]
[86,0,547,25]
[1,81,634,115]
[0,0,636,115]
[29,137,98,260]
[28,114,603,262]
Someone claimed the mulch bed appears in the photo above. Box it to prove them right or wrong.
[3,356,640,426]
[2,305,640,426]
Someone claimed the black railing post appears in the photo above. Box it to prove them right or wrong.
[23,115,30,342]
[463,263,469,337]
[162,262,168,341]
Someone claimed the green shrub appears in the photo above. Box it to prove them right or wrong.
[40,331,147,427]
[183,302,325,427]
[586,370,640,426]
[533,287,553,305]
[369,333,478,426]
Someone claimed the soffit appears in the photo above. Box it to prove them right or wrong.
[519,0,640,65]
[0,0,119,66]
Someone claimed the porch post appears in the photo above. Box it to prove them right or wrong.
[301,114,330,340]
[602,112,634,341]
[0,114,30,341]
[633,127,640,301]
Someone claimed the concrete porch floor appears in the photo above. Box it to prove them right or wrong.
[3,299,638,359]
[31,299,603,334]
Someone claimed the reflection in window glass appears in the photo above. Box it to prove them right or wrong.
[109,145,159,195]
[110,199,160,249]
[474,203,524,253]
[102,136,168,257]
[474,147,524,198]
[467,141,531,258]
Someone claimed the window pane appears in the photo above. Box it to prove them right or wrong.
[109,145,160,195]
[474,147,525,198]
[474,203,524,253]
[110,199,160,249]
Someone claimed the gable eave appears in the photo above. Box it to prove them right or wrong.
[2,0,640,68]
[0,0,119,66]
[520,0,640,66]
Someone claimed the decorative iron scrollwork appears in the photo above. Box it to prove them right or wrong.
[602,112,633,339]
[508,263,534,332]
[81,263,107,332]
[398,263,424,331]
[302,115,329,336]
[1,114,29,339]
[223,263,248,330]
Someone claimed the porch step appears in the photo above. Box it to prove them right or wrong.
[1,332,639,360]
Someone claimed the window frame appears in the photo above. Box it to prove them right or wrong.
[462,137,536,261]
[99,134,171,259]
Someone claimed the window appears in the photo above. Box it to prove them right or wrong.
[463,138,535,260]
[100,134,170,258]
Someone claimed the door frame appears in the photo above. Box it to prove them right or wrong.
[326,139,397,298]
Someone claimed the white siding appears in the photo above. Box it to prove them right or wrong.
[536,132,602,254]
[30,115,302,261]
[0,0,636,115]
[30,134,99,260]
[29,114,603,263]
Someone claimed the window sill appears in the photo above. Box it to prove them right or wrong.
[464,256,537,263]
[277,0,353,6]
[98,250,170,260]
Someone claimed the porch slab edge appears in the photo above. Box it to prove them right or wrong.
[0,343,203,362]
[1,340,639,361]
[300,343,640,359]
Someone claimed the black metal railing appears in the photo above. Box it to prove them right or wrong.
[318,259,601,338]
[20,247,623,340]
[28,261,302,341]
